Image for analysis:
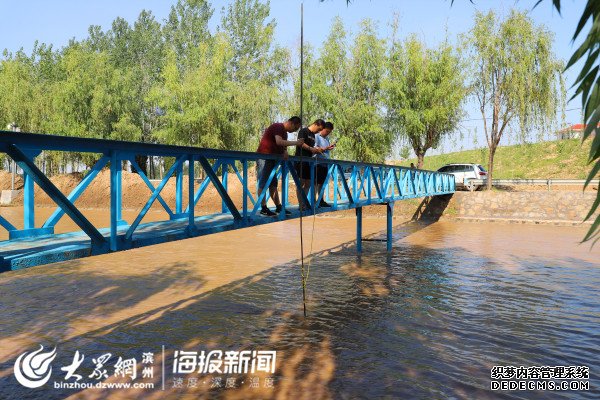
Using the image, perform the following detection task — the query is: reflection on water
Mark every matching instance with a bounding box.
[0,219,598,399]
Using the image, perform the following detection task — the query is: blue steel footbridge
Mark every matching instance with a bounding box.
[0,131,454,271]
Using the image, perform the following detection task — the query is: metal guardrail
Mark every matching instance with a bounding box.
[466,179,600,191]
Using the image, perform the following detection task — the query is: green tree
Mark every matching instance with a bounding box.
[337,19,390,162]
[0,48,52,133]
[385,34,466,168]
[464,10,564,190]
[164,0,213,72]
[53,44,140,166]
[220,0,290,151]
[303,17,349,124]
[130,11,165,173]
[294,41,322,122]
[293,17,390,162]
[151,34,235,149]
[221,0,275,82]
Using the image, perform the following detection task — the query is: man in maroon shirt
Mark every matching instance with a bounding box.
[256,116,303,216]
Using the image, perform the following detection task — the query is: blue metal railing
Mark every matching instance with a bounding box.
[0,131,454,268]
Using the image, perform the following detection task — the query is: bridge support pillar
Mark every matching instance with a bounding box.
[221,163,228,214]
[387,202,394,252]
[176,161,183,214]
[356,206,362,253]
[110,152,126,251]
[187,156,196,235]
[23,172,35,230]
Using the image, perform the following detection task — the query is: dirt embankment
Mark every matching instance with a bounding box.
[0,170,23,191]
[5,169,424,218]
[6,170,399,217]
[12,169,235,214]
[6,170,595,222]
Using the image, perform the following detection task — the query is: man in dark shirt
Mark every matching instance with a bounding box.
[295,119,325,209]
[256,116,304,216]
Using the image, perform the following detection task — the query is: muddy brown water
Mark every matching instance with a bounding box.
[0,210,598,399]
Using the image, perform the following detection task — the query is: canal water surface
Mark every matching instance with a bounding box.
[0,216,598,399]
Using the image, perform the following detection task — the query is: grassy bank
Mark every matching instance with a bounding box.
[401,139,592,179]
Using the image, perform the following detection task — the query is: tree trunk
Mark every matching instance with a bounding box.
[135,155,148,176]
[149,156,155,179]
[487,145,496,191]
[417,152,425,169]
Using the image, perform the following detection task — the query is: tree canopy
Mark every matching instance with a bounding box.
[385,33,466,168]
[464,9,564,189]
[0,0,574,180]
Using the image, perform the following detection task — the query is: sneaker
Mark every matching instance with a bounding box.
[260,206,277,217]
[319,200,332,208]
[275,205,292,216]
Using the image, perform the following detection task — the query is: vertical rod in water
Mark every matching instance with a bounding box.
[387,202,393,252]
[356,206,363,253]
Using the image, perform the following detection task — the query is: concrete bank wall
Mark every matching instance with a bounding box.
[445,191,598,224]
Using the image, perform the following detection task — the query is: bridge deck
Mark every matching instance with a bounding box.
[0,131,455,271]
[0,198,434,271]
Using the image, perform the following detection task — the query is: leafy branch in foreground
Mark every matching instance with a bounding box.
[542,0,600,244]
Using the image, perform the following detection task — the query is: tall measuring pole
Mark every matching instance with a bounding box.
[300,2,304,125]
[299,1,308,318]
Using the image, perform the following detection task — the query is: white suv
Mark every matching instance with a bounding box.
[437,163,487,190]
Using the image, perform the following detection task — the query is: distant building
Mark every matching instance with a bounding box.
[556,123,598,140]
